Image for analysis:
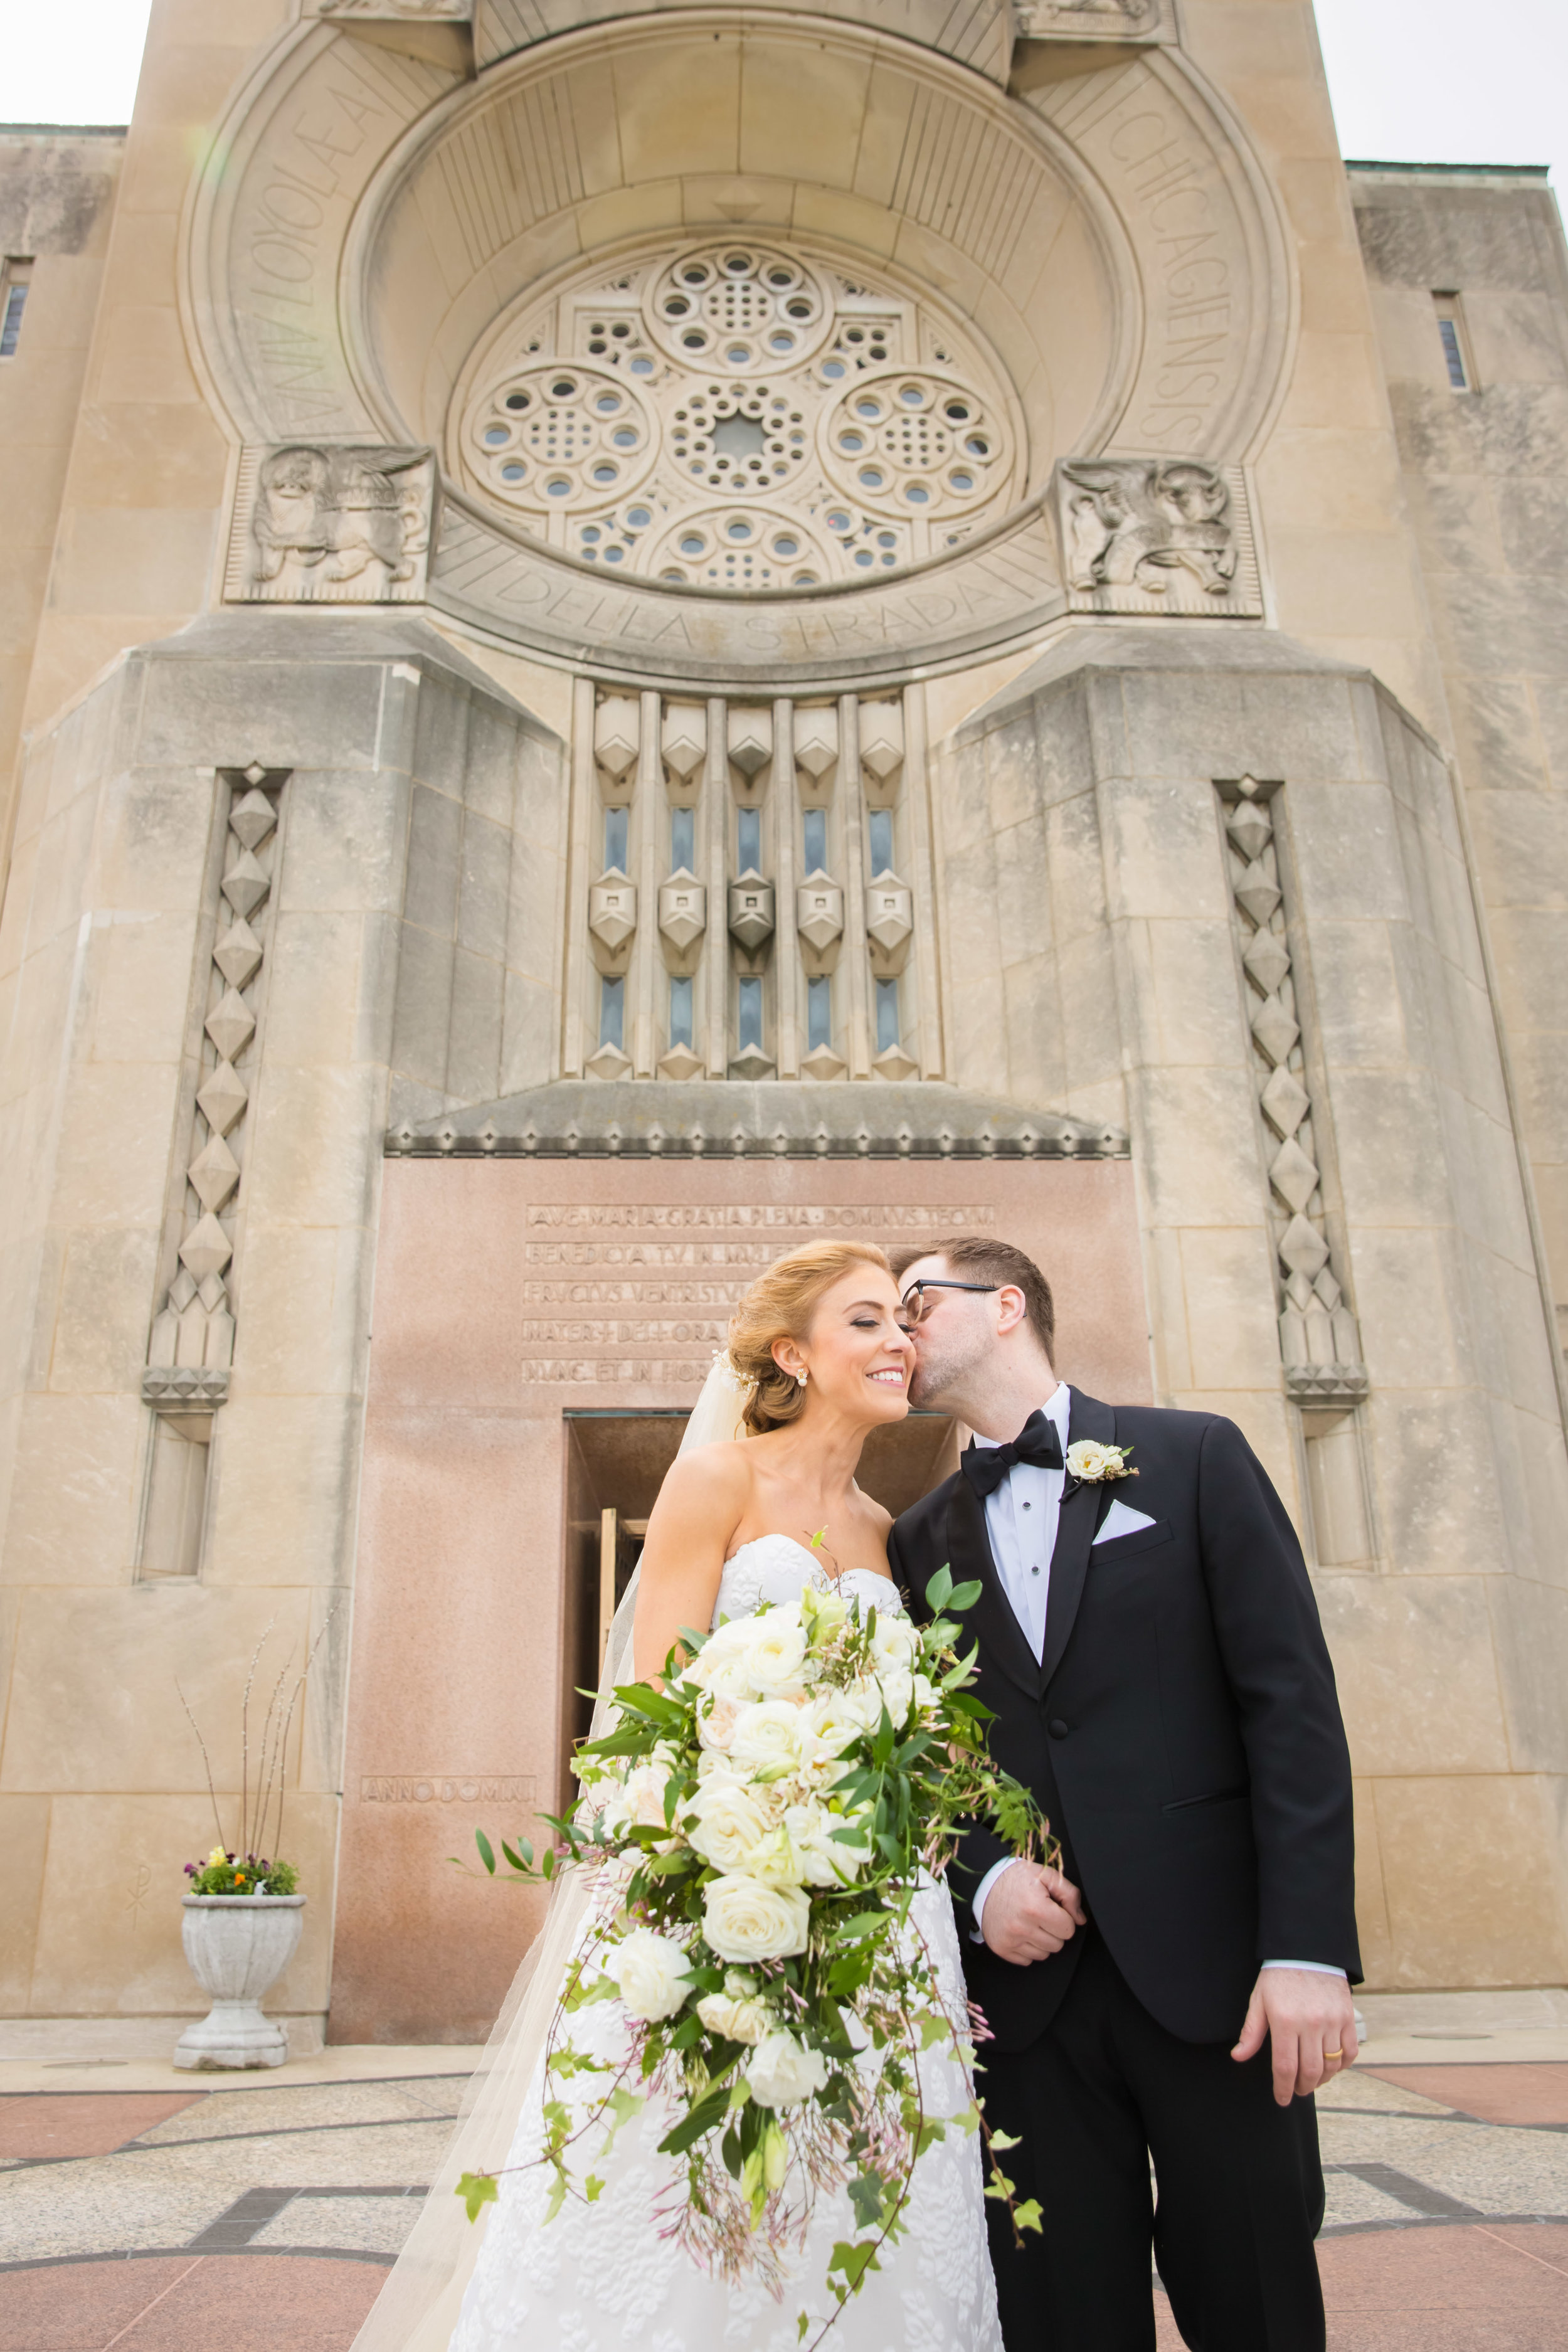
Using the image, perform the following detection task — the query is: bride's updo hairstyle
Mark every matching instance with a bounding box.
[729,1239,893,1436]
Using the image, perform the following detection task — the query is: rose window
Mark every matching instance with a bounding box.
[452,237,1024,587]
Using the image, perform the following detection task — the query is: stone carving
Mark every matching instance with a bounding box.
[660,703,706,785]
[147,766,290,1415]
[225,446,435,605]
[657,872,706,958]
[1056,459,1261,616]
[322,1,467,14]
[1219,780,1367,1408]
[726,706,773,778]
[797,874,845,962]
[865,876,914,974]
[473,0,1015,89]
[455,238,1022,588]
[728,874,776,953]
[793,707,839,793]
[594,695,640,784]
[1016,0,1162,29]
[588,874,637,965]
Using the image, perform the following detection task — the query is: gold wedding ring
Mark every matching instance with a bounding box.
[1323,2047,1343,2060]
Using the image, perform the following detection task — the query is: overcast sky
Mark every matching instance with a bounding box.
[4,1,1563,185]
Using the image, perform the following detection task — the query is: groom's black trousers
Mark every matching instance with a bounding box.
[980,1932,1327,2352]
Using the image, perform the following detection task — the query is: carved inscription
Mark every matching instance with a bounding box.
[518,1203,995,1385]
[362,1774,536,1803]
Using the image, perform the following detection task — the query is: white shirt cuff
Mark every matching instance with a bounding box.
[1261,1959,1348,1978]
[970,1857,1024,1944]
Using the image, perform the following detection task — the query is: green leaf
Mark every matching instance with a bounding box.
[660,2079,737,2158]
[501,1839,532,1875]
[947,1578,982,1611]
[1014,2197,1044,2235]
[828,2239,879,2296]
[924,1565,954,1613]
[455,2170,498,2222]
[542,1848,555,1881]
[474,1830,495,1876]
[584,2175,605,2203]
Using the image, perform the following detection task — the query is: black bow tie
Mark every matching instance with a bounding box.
[961,1411,1064,1499]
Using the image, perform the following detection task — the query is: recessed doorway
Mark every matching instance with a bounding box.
[559,1409,958,1796]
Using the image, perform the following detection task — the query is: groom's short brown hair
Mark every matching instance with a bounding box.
[887,1234,1055,1361]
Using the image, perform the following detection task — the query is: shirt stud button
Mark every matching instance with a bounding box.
[1031,1565,1040,1576]
[1049,1719,1069,1740]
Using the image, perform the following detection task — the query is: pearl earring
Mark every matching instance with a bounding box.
[796,1370,808,1387]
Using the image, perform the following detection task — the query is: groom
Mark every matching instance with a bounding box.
[885,1236,1360,2352]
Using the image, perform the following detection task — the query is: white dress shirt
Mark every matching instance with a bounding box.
[966,1386,1347,1983]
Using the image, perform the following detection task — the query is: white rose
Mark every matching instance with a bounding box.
[743,1825,809,1888]
[728,1699,806,1771]
[685,1776,772,1872]
[617,1764,674,1831]
[911,1672,940,1716]
[741,1611,812,1696]
[783,1799,870,1887]
[681,1618,758,1695]
[1066,1439,1120,1481]
[796,1690,867,1768]
[841,1677,890,1732]
[702,1873,812,1963]
[869,1612,919,1666]
[746,2029,829,2111]
[697,1693,744,1752]
[696,1989,771,2045]
[606,1927,693,2022]
[873,1666,914,1726]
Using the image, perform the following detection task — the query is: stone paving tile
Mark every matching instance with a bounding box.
[0,2252,386,2351]
[0,2097,206,2162]
[132,2078,463,2147]
[1315,2111,1568,2217]
[1365,2065,1568,2128]
[249,2191,424,2256]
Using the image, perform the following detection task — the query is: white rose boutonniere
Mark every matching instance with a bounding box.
[1064,1439,1136,1485]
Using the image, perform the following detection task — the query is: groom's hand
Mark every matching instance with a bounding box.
[1232,1968,1359,2105]
[982,1862,1087,1965]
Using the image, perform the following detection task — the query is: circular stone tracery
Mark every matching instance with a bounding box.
[452,236,1024,585]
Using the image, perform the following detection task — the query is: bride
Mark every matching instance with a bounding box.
[354,1238,1002,2352]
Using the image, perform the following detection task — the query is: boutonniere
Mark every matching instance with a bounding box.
[1064,1440,1136,1490]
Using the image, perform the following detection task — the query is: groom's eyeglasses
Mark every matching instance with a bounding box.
[898,1279,1000,1330]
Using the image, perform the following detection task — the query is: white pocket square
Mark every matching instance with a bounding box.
[1094,1498,1157,1544]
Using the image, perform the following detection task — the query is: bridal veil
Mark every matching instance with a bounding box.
[349,1354,751,2351]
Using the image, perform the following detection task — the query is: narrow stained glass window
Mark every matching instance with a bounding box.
[1438,318,1466,388]
[802,808,827,872]
[738,975,764,1052]
[868,809,894,877]
[669,974,694,1050]
[737,805,762,872]
[604,804,628,872]
[1433,293,1472,391]
[599,975,624,1050]
[875,977,900,1052]
[807,975,832,1052]
[670,804,694,870]
[0,265,29,360]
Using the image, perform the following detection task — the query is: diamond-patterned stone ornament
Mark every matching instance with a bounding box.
[1233,859,1281,927]
[1250,997,1300,1067]
[221,849,270,921]
[1269,1135,1320,1214]
[1277,1213,1331,1281]
[228,788,277,850]
[593,696,640,779]
[1243,928,1291,997]
[1259,1064,1310,1139]
[657,1042,704,1081]
[204,988,257,1062]
[243,763,268,786]
[858,701,904,787]
[793,706,837,782]
[657,872,707,954]
[866,877,914,959]
[800,1041,847,1081]
[1283,1269,1316,1310]
[585,1039,632,1081]
[169,1267,198,1313]
[728,1041,775,1079]
[797,875,844,955]
[728,707,772,777]
[727,872,776,951]
[588,876,637,956]
[197,1272,228,1312]
[188,1135,241,1212]
[660,704,706,780]
[872,1041,919,1082]
[213,918,264,990]
[1226,801,1273,863]
[177,1213,233,1281]
[196,1060,248,1138]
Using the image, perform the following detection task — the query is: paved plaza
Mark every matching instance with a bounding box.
[2,2047,1566,2348]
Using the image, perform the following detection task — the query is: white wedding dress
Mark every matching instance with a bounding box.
[447,1535,1003,2352]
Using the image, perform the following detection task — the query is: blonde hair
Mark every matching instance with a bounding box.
[728,1239,893,1435]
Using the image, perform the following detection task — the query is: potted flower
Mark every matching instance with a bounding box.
[174,1615,331,2070]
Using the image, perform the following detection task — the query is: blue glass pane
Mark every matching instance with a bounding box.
[802,808,827,872]
[604,805,628,872]
[670,805,695,870]
[868,810,894,877]
[875,977,899,1052]
[599,975,624,1050]
[0,283,26,359]
[669,974,694,1050]
[738,806,761,872]
[1438,316,1467,389]
[738,976,764,1052]
[807,975,832,1052]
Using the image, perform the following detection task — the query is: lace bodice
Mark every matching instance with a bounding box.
[712,1534,907,1630]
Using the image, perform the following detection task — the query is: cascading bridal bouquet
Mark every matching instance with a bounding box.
[457,1570,1052,2339]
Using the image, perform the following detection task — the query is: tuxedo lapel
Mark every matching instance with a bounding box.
[1039,1389,1118,1690]
[945,1470,1041,1702]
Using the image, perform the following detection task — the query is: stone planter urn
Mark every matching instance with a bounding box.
[175,1894,305,2069]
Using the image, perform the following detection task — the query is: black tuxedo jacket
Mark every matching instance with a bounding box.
[887,1389,1360,2050]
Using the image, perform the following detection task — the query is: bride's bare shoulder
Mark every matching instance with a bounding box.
[650,1439,755,1522]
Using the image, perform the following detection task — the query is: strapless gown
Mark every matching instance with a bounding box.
[448,1534,1003,2352]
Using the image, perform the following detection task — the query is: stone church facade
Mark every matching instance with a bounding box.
[1,1,1567,2048]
